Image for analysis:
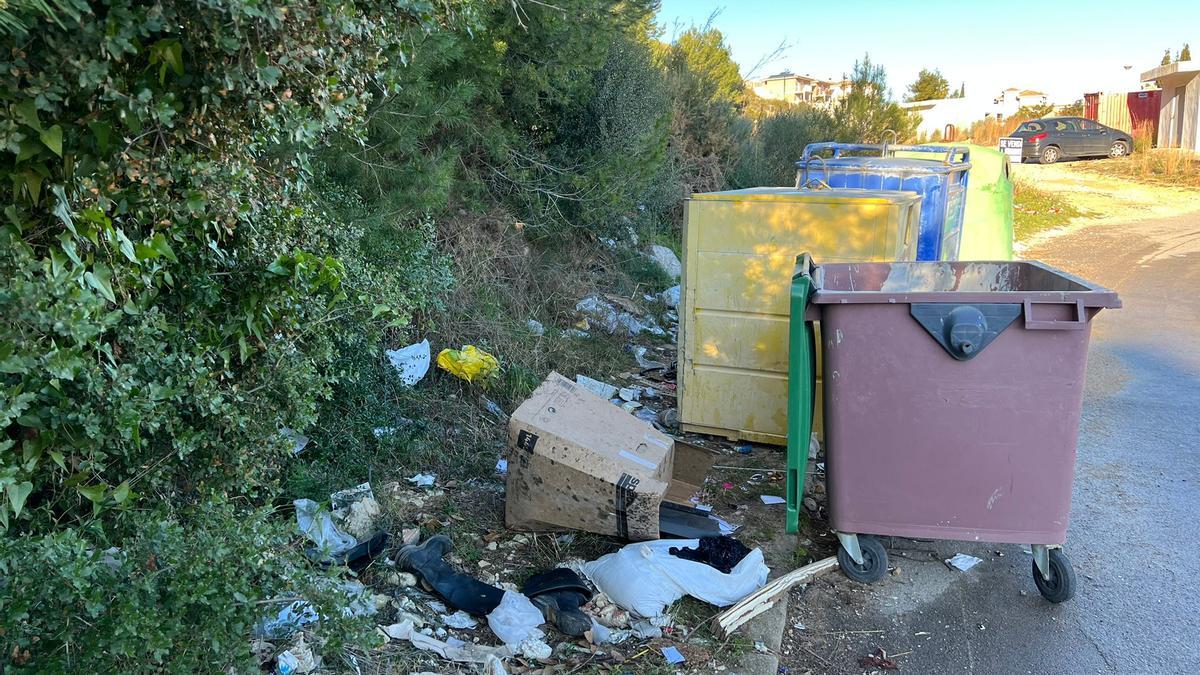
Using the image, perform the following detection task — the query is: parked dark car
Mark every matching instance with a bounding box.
[1010,117,1133,164]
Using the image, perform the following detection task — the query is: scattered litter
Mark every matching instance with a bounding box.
[629,345,667,370]
[759,495,786,505]
[278,634,317,674]
[408,473,437,488]
[427,600,448,614]
[735,444,753,455]
[630,619,662,639]
[668,536,752,574]
[582,538,768,618]
[575,295,620,334]
[633,408,659,424]
[721,482,734,490]
[487,591,545,647]
[793,621,806,631]
[482,397,505,419]
[619,387,641,402]
[661,645,686,664]
[754,640,770,653]
[563,328,590,339]
[803,497,818,512]
[945,553,984,572]
[575,374,619,400]
[495,458,508,475]
[401,528,421,546]
[258,581,378,639]
[647,245,682,279]
[658,285,681,308]
[437,345,499,383]
[386,339,432,386]
[619,400,641,413]
[518,638,552,661]
[442,611,478,629]
[280,428,310,455]
[525,319,545,336]
[294,499,357,558]
[395,572,418,588]
[658,408,679,427]
[858,647,899,670]
[379,620,513,665]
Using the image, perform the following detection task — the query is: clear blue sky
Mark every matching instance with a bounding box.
[657,0,1198,102]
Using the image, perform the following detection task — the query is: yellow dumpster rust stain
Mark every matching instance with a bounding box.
[678,187,923,445]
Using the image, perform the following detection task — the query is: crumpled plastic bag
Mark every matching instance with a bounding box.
[386,339,431,386]
[437,345,499,383]
[294,498,358,557]
[581,539,769,618]
[486,590,545,647]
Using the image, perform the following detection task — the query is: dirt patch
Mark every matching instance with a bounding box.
[1014,161,1200,252]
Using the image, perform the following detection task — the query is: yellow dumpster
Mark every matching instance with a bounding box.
[679,187,923,445]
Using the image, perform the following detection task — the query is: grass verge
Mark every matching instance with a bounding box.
[1013,179,1082,241]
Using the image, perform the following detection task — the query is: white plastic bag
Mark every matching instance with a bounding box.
[294,499,357,556]
[486,591,545,646]
[385,339,431,386]
[582,539,769,618]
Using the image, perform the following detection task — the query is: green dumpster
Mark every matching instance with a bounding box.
[896,143,1014,261]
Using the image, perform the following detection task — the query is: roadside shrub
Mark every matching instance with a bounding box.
[0,0,470,667]
[731,106,841,187]
[0,501,372,672]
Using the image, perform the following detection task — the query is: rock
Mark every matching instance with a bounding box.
[647,245,682,279]
[658,285,681,308]
[803,497,818,512]
[395,572,418,588]
[525,319,545,336]
[401,528,421,546]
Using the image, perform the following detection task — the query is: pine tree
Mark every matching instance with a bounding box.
[1182,44,1192,61]
[1161,48,1171,66]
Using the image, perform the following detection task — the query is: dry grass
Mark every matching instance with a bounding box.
[1080,124,1200,187]
[965,117,1023,147]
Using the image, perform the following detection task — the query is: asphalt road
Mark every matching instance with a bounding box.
[781,193,1200,673]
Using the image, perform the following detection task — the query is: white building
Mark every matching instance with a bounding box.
[748,71,852,110]
[992,87,1048,119]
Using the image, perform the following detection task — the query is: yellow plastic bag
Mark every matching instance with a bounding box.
[437,345,499,383]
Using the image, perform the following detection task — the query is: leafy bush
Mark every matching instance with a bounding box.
[0,0,468,666]
[731,106,841,187]
[0,501,372,672]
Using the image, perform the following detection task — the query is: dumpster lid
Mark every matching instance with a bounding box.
[795,156,970,175]
[691,187,922,204]
[811,260,1120,309]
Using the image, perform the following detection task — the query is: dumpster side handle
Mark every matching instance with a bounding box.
[1023,299,1088,330]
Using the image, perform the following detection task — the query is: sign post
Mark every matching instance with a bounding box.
[999,137,1023,165]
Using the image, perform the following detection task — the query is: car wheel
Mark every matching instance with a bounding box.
[1040,146,1060,164]
[1109,140,1129,158]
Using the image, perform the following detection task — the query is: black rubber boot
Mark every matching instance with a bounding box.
[395,534,504,616]
[523,568,593,637]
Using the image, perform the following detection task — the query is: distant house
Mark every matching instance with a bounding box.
[748,71,852,109]
[992,87,1048,120]
[1140,60,1200,153]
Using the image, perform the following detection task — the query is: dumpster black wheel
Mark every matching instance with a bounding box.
[1032,549,1076,603]
[837,535,888,583]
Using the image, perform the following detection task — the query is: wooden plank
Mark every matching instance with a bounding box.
[712,556,839,638]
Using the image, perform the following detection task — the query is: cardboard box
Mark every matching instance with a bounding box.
[505,372,715,540]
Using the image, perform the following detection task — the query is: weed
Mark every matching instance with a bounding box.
[1013,179,1083,240]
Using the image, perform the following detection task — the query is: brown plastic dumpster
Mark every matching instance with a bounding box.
[804,258,1119,603]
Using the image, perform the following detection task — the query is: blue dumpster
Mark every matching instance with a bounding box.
[797,143,970,261]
